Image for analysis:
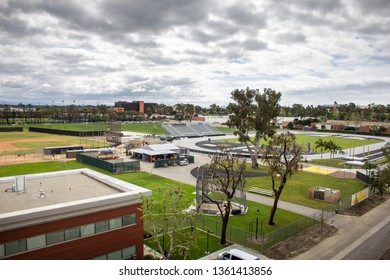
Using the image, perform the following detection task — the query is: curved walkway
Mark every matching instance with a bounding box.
[140,152,319,217]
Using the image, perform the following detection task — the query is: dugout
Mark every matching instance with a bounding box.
[43,145,84,155]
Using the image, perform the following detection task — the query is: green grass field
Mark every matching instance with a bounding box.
[244,164,365,209]
[27,123,167,135]
[218,133,383,151]
[0,131,110,155]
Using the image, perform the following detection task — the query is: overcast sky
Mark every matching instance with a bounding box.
[1,0,389,107]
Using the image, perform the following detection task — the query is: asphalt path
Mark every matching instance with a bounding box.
[294,199,390,260]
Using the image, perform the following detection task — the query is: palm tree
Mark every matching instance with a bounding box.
[314,138,327,160]
[325,140,342,159]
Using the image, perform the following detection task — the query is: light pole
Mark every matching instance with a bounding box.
[205,230,212,254]
[255,209,260,240]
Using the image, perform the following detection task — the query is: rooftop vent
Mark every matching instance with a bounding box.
[37,189,46,198]
[13,176,26,192]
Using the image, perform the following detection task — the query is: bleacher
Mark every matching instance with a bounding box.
[161,123,225,138]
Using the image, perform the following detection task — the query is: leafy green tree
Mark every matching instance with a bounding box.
[263,132,302,225]
[314,138,327,160]
[376,143,390,195]
[140,185,197,260]
[227,87,281,168]
[324,139,342,159]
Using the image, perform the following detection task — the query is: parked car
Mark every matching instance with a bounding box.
[217,249,259,260]
[179,159,189,166]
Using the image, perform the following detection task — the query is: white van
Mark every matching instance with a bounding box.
[217,249,259,260]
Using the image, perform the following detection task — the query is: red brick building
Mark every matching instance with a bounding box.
[0,169,151,260]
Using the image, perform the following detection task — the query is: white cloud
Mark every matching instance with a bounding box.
[0,0,389,107]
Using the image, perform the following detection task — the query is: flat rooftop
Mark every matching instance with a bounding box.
[0,168,151,215]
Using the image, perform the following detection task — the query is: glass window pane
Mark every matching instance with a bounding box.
[80,223,95,236]
[122,214,136,226]
[107,250,122,260]
[92,254,107,260]
[65,227,80,241]
[109,218,122,230]
[0,244,5,257]
[27,235,46,250]
[5,240,26,256]
[46,231,64,245]
[95,220,109,233]
[122,246,136,259]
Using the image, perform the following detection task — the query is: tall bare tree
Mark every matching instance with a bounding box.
[201,147,246,244]
[263,132,302,225]
[227,87,281,168]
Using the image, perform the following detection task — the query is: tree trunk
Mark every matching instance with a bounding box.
[220,207,231,244]
[244,142,259,168]
[269,177,286,225]
[268,192,281,226]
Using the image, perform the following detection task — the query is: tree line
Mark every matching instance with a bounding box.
[1,99,389,125]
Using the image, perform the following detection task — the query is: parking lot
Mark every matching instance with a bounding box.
[139,153,211,186]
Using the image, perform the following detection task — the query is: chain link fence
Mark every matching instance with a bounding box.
[195,187,374,253]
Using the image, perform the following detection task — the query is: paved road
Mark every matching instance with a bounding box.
[294,199,390,260]
[334,216,390,260]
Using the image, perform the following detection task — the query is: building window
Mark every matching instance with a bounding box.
[5,240,27,255]
[0,244,4,257]
[46,231,65,245]
[122,245,136,259]
[27,235,46,250]
[122,214,136,226]
[92,255,107,260]
[95,220,109,233]
[109,217,122,230]
[92,245,137,260]
[80,223,95,236]
[65,227,81,241]
[1,213,137,258]
[107,250,122,260]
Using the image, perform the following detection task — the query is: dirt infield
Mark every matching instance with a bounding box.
[328,170,356,179]
[0,153,71,166]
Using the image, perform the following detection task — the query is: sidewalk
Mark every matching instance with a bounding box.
[294,198,390,260]
[141,152,319,217]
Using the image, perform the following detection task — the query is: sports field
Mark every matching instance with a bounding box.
[218,133,383,151]
[0,131,110,167]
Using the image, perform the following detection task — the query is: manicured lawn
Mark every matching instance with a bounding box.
[245,164,365,209]
[122,123,166,135]
[213,126,237,134]
[200,199,304,234]
[0,131,62,141]
[29,123,110,131]
[309,159,361,169]
[29,122,168,135]
[218,134,383,152]
[296,134,382,151]
[0,131,110,155]
[0,161,86,177]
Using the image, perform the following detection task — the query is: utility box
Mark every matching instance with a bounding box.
[308,186,340,203]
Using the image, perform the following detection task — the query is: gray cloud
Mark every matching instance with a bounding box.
[0,0,389,107]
